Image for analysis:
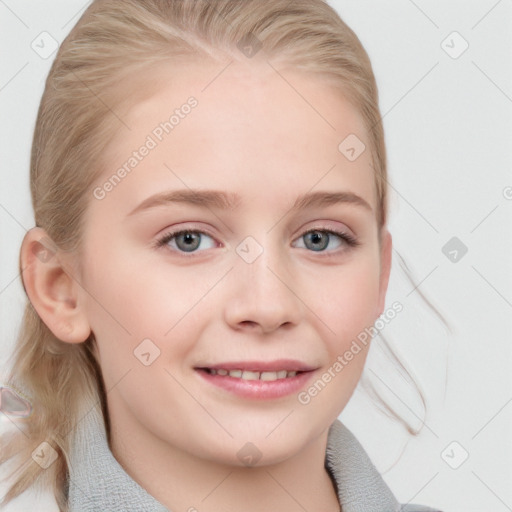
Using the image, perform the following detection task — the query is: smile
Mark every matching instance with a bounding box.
[194,360,317,400]
[204,368,299,380]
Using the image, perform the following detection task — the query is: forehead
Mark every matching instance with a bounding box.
[97,59,376,214]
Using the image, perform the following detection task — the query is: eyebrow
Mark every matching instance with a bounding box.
[127,189,373,216]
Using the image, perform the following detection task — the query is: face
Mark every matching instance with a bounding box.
[76,58,390,466]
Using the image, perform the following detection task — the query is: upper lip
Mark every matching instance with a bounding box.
[195,359,317,372]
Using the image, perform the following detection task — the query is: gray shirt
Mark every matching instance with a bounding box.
[67,405,441,512]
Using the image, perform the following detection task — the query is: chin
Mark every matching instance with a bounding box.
[198,429,313,469]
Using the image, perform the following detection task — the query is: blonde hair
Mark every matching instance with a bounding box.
[1,0,413,509]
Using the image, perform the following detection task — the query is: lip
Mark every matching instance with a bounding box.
[194,359,317,400]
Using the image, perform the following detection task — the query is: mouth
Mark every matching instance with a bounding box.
[199,368,304,381]
[194,360,317,400]
[201,368,304,382]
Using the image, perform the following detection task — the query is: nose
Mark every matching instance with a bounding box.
[223,240,303,335]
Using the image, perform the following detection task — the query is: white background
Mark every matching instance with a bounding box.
[1,1,511,511]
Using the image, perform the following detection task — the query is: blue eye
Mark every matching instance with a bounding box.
[156,227,359,255]
[157,230,216,253]
[294,229,359,252]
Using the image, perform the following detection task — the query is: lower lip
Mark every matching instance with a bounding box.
[195,369,315,400]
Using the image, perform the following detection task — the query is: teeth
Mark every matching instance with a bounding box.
[208,369,299,380]
[242,370,260,380]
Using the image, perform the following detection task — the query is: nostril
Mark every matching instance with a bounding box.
[239,320,258,328]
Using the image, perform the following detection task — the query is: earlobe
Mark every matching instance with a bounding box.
[376,229,392,317]
[20,227,91,344]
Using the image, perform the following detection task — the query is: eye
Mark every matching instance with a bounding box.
[155,227,359,255]
[156,229,217,253]
[293,228,359,253]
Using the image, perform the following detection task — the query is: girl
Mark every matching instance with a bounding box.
[1,1,443,510]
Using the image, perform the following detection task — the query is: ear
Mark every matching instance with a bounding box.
[20,227,91,344]
[376,229,392,317]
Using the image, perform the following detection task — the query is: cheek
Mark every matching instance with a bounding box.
[311,256,382,347]
[299,262,380,418]
[79,250,219,379]
[81,248,168,334]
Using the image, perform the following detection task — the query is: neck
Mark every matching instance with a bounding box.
[109,406,340,512]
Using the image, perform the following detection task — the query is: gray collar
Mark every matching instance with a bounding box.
[67,404,403,512]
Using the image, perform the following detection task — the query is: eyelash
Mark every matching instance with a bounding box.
[300,227,359,249]
[155,226,360,256]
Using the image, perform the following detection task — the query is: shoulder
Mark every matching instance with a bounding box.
[326,420,443,512]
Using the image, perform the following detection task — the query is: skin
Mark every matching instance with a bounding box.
[22,57,391,512]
